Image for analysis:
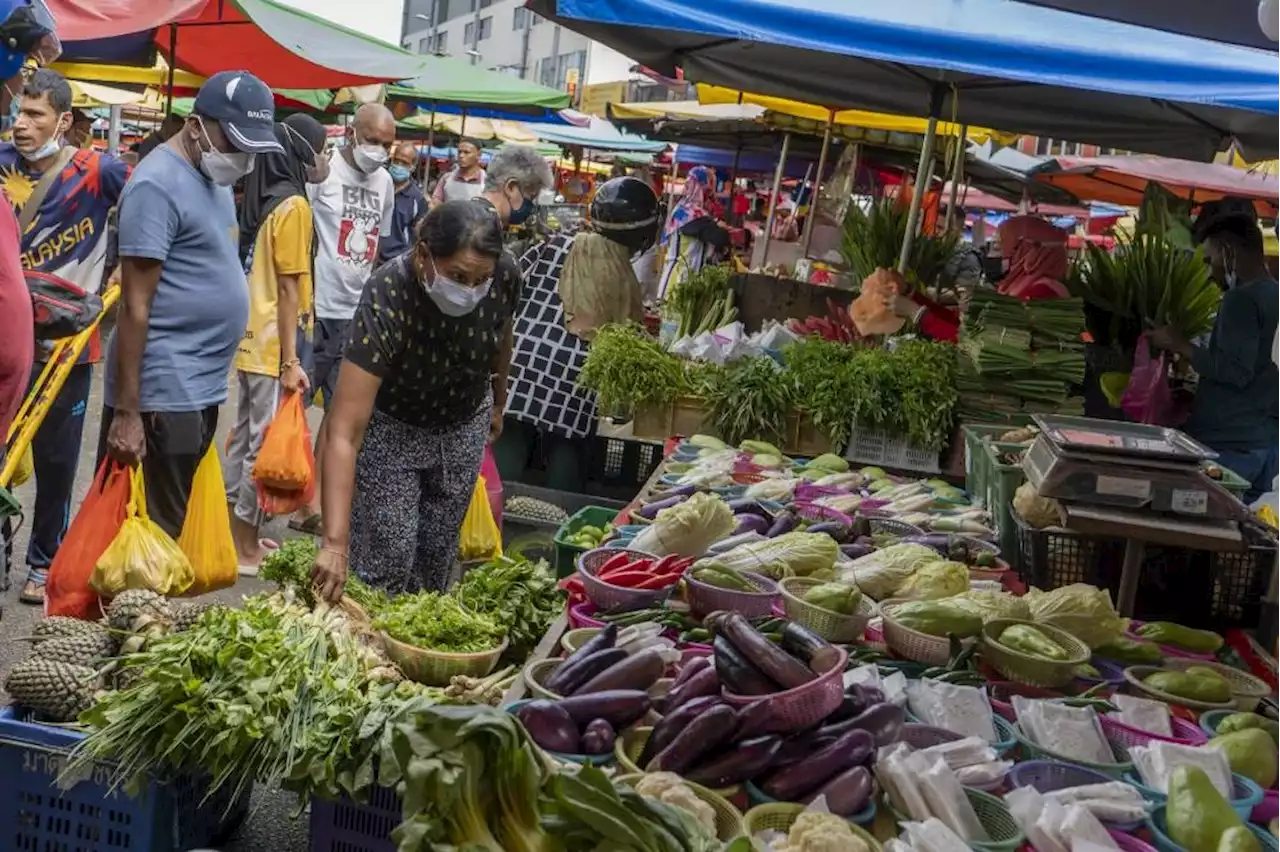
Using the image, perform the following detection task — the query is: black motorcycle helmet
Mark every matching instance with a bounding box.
[590,176,660,253]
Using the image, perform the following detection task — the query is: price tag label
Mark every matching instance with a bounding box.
[1171,488,1209,515]
[1096,475,1152,501]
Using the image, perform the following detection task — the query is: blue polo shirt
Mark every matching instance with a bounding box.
[378,181,426,265]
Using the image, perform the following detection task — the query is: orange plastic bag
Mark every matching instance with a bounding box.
[175,444,238,596]
[45,461,130,619]
[850,267,907,336]
[252,392,314,490]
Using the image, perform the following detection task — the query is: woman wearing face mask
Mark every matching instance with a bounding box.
[309,201,522,600]
[225,114,328,571]
[430,137,486,208]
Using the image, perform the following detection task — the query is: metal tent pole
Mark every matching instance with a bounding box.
[759,131,793,268]
[164,25,178,114]
[800,110,835,255]
[423,102,437,193]
[943,124,967,233]
[897,85,945,275]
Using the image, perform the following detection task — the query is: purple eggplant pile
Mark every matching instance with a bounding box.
[515,693,651,755]
[542,624,668,697]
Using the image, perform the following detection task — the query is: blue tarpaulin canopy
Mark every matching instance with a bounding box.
[529,0,1280,161]
[523,118,668,153]
[1010,1,1276,51]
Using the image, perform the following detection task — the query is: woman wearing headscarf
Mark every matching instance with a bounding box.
[226,113,328,571]
[657,165,729,299]
[994,216,1071,301]
[494,177,659,491]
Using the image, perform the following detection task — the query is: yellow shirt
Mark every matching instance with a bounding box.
[236,195,313,376]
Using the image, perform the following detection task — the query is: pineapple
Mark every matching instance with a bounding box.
[171,601,218,632]
[5,659,99,723]
[32,632,118,667]
[106,589,172,632]
[32,616,109,642]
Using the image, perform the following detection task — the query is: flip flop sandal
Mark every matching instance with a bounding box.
[19,580,45,605]
[288,514,323,536]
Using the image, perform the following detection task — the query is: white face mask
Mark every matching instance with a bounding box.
[422,256,491,316]
[351,132,389,174]
[196,117,254,186]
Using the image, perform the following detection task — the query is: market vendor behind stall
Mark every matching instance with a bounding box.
[1149,198,1279,501]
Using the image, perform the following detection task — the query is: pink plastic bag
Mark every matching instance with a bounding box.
[1121,335,1178,425]
[481,446,503,528]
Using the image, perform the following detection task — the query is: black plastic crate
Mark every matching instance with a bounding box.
[589,437,664,490]
[1013,512,1122,593]
[1209,539,1276,629]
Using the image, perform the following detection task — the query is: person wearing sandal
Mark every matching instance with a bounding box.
[225,114,328,572]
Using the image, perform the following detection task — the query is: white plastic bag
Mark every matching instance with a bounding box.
[908,679,998,742]
[1014,697,1113,764]
[1113,695,1173,737]
[919,757,988,842]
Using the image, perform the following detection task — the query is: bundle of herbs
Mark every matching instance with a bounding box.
[701,356,795,447]
[665,264,737,339]
[577,323,689,417]
[372,593,505,653]
[453,556,563,660]
[840,196,960,291]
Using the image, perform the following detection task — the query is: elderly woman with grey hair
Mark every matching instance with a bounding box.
[476,143,555,229]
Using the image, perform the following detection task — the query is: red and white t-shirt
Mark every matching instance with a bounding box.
[309,151,394,321]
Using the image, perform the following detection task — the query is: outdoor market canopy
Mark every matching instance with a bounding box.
[400,113,543,144]
[389,59,572,113]
[1031,155,1280,215]
[523,116,668,153]
[1009,1,1277,51]
[529,0,1280,162]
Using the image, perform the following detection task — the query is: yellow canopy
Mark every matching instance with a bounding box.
[401,112,540,144]
[69,80,156,108]
[52,62,206,90]
[696,84,1016,145]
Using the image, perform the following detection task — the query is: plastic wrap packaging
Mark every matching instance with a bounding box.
[920,756,989,842]
[1014,697,1113,764]
[1061,804,1119,850]
[1131,740,1233,797]
[1113,694,1173,737]
[1043,782,1150,824]
[900,818,974,852]
[908,679,998,743]
[1006,786,1070,852]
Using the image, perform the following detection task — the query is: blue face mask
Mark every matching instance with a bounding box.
[507,189,535,226]
[388,163,412,183]
[21,134,59,162]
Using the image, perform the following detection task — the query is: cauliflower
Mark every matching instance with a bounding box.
[633,772,716,833]
[778,811,870,852]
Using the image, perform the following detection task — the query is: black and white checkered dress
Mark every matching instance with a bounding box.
[505,233,597,439]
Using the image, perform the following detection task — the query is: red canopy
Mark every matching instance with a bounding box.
[51,0,204,41]
[1034,155,1280,215]
[941,183,1093,217]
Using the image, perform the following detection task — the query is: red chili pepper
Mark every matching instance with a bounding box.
[598,552,632,576]
[635,574,679,590]
[651,554,678,575]
[601,570,652,588]
[558,576,584,593]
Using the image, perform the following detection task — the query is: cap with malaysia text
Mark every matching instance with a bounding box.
[193,69,283,154]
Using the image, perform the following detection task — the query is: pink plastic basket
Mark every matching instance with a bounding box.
[567,602,606,629]
[793,502,854,526]
[1126,621,1216,661]
[685,570,779,618]
[1109,830,1158,852]
[1254,789,1279,825]
[722,646,847,733]
[987,682,1065,722]
[1100,713,1208,750]
[577,547,672,612]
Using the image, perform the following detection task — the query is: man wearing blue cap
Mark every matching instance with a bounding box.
[100,69,283,538]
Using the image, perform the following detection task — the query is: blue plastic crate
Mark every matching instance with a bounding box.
[309,784,402,852]
[0,706,250,852]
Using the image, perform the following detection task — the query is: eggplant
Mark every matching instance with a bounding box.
[818,701,904,747]
[720,613,815,690]
[727,498,772,518]
[839,542,874,560]
[903,533,951,554]
[761,727,875,801]
[657,483,698,499]
[515,700,580,753]
[650,703,738,774]
[805,522,850,542]
[684,735,783,787]
[665,665,719,712]
[731,699,775,740]
[765,510,798,538]
[713,634,779,696]
[572,648,666,695]
[768,729,834,769]
[639,694,723,767]
[780,622,842,674]
[579,719,616,755]
[708,532,765,554]
[826,685,887,723]
[732,514,772,536]
[671,656,711,690]
[810,765,874,816]
[545,624,618,693]
[556,690,652,728]
[638,493,689,519]
[545,648,628,696]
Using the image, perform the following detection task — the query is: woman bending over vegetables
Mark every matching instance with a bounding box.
[310,201,519,600]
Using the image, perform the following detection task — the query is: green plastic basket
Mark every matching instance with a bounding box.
[1213,464,1252,498]
[962,423,1013,507]
[554,506,619,577]
[979,619,1091,688]
[742,803,883,851]
[967,788,1026,852]
[1010,721,1134,777]
[984,441,1028,564]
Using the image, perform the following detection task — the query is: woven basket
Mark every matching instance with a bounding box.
[721,646,848,734]
[1147,806,1280,852]
[567,602,606,629]
[793,503,854,526]
[1007,760,1145,831]
[979,619,1091,688]
[879,598,976,666]
[560,628,602,655]
[744,781,877,827]
[614,773,743,842]
[1099,712,1208,750]
[862,516,926,537]
[613,727,742,798]
[1161,658,1271,712]
[379,632,506,687]
[521,658,565,700]
[1122,665,1238,712]
[1124,771,1263,821]
[577,547,670,612]
[966,788,1025,852]
[742,803,883,851]
[778,577,877,642]
[1011,721,1134,777]
[685,569,779,618]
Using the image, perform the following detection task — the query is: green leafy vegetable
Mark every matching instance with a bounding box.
[665,264,737,339]
[577,323,689,416]
[453,556,563,659]
[701,356,795,447]
[372,592,504,653]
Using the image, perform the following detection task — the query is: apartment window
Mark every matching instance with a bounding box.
[464,20,474,43]
[417,37,430,53]
[513,6,528,29]
[532,12,543,25]
[437,0,450,19]
[433,31,448,52]
[478,15,492,40]
[1034,137,1052,156]
[480,0,492,6]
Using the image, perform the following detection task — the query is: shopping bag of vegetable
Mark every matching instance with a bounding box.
[175,445,237,596]
[91,466,194,597]
[45,460,130,618]
[480,446,503,528]
[1121,335,1179,426]
[459,475,502,561]
[252,392,314,490]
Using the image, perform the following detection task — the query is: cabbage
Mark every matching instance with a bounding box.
[895,560,968,600]
[1024,583,1129,649]
[951,590,1031,622]
[1012,481,1062,529]
[703,531,838,580]
[630,492,736,557]
[841,543,940,601]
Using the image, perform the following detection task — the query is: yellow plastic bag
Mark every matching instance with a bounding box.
[91,466,195,597]
[175,445,237,596]
[459,475,502,561]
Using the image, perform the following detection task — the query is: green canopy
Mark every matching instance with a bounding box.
[171,88,337,119]
[389,57,571,112]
